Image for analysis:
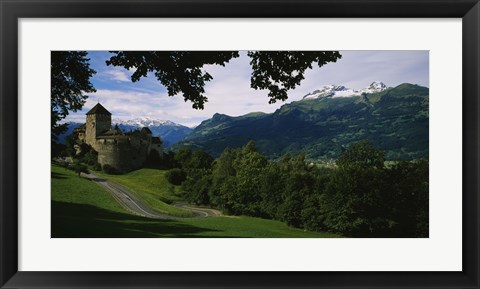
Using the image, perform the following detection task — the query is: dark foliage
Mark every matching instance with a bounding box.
[337,141,385,169]
[107,51,239,109]
[165,168,187,186]
[146,149,162,167]
[158,151,178,169]
[52,142,67,158]
[178,141,429,237]
[106,51,341,109]
[248,51,342,103]
[93,162,102,171]
[51,51,96,140]
[102,164,121,175]
[76,143,98,166]
[64,132,99,166]
[73,163,89,176]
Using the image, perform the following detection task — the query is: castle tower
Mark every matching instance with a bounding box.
[85,103,112,147]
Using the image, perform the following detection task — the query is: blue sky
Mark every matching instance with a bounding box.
[64,51,429,127]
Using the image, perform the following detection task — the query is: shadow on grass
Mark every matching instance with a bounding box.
[88,176,107,182]
[51,172,68,179]
[52,201,224,238]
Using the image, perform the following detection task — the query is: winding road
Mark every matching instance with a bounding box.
[81,172,221,219]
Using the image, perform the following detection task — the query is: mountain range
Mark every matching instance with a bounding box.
[173,82,429,161]
[303,81,388,99]
[114,117,193,147]
[57,117,193,147]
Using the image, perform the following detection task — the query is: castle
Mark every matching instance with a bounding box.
[74,103,163,172]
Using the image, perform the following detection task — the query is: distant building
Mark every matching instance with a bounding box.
[74,103,163,172]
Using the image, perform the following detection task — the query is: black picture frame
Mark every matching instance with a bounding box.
[1,0,479,288]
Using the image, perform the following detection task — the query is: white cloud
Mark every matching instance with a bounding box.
[102,67,133,82]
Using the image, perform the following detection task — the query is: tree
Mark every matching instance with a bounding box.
[322,166,390,236]
[209,148,239,212]
[182,174,212,205]
[106,51,341,109]
[159,151,177,169]
[165,168,187,185]
[73,163,89,176]
[174,148,193,168]
[277,154,315,228]
[173,148,213,170]
[51,51,96,140]
[232,142,268,215]
[106,51,239,109]
[336,140,385,169]
[386,160,429,237]
[323,142,390,236]
[248,51,342,103]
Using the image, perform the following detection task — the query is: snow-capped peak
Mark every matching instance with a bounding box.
[113,117,181,127]
[303,81,388,99]
[362,81,388,94]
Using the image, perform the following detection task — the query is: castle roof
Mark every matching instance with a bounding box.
[86,103,111,115]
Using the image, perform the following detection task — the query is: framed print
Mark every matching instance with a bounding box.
[1,0,479,288]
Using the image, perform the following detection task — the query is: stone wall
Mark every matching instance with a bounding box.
[86,114,111,148]
[149,143,163,155]
[95,136,153,173]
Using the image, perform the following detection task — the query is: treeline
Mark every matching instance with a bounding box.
[167,141,428,238]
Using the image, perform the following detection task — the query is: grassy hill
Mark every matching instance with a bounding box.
[174,83,429,161]
[95,169,194,217]
[51,164,340,238]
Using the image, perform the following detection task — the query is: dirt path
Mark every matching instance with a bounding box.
[81,172,222,219]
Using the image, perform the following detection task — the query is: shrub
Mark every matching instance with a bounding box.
[93,162,102,171]
[73,164,89,176]
[165,168,187,185]
[102,164,120,175]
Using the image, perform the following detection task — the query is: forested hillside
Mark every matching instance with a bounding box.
[175,83,429,161]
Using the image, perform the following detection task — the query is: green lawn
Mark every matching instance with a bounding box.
[51,164,341,238]
[95,168,194,217]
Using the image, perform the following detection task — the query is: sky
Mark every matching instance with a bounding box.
[64,51,429,127]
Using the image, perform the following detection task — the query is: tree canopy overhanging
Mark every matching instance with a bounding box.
[106,51,342,109]
[51,51,96,139]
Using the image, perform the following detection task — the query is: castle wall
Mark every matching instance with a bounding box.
[95,137,152,173]
[149,143,163,155]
